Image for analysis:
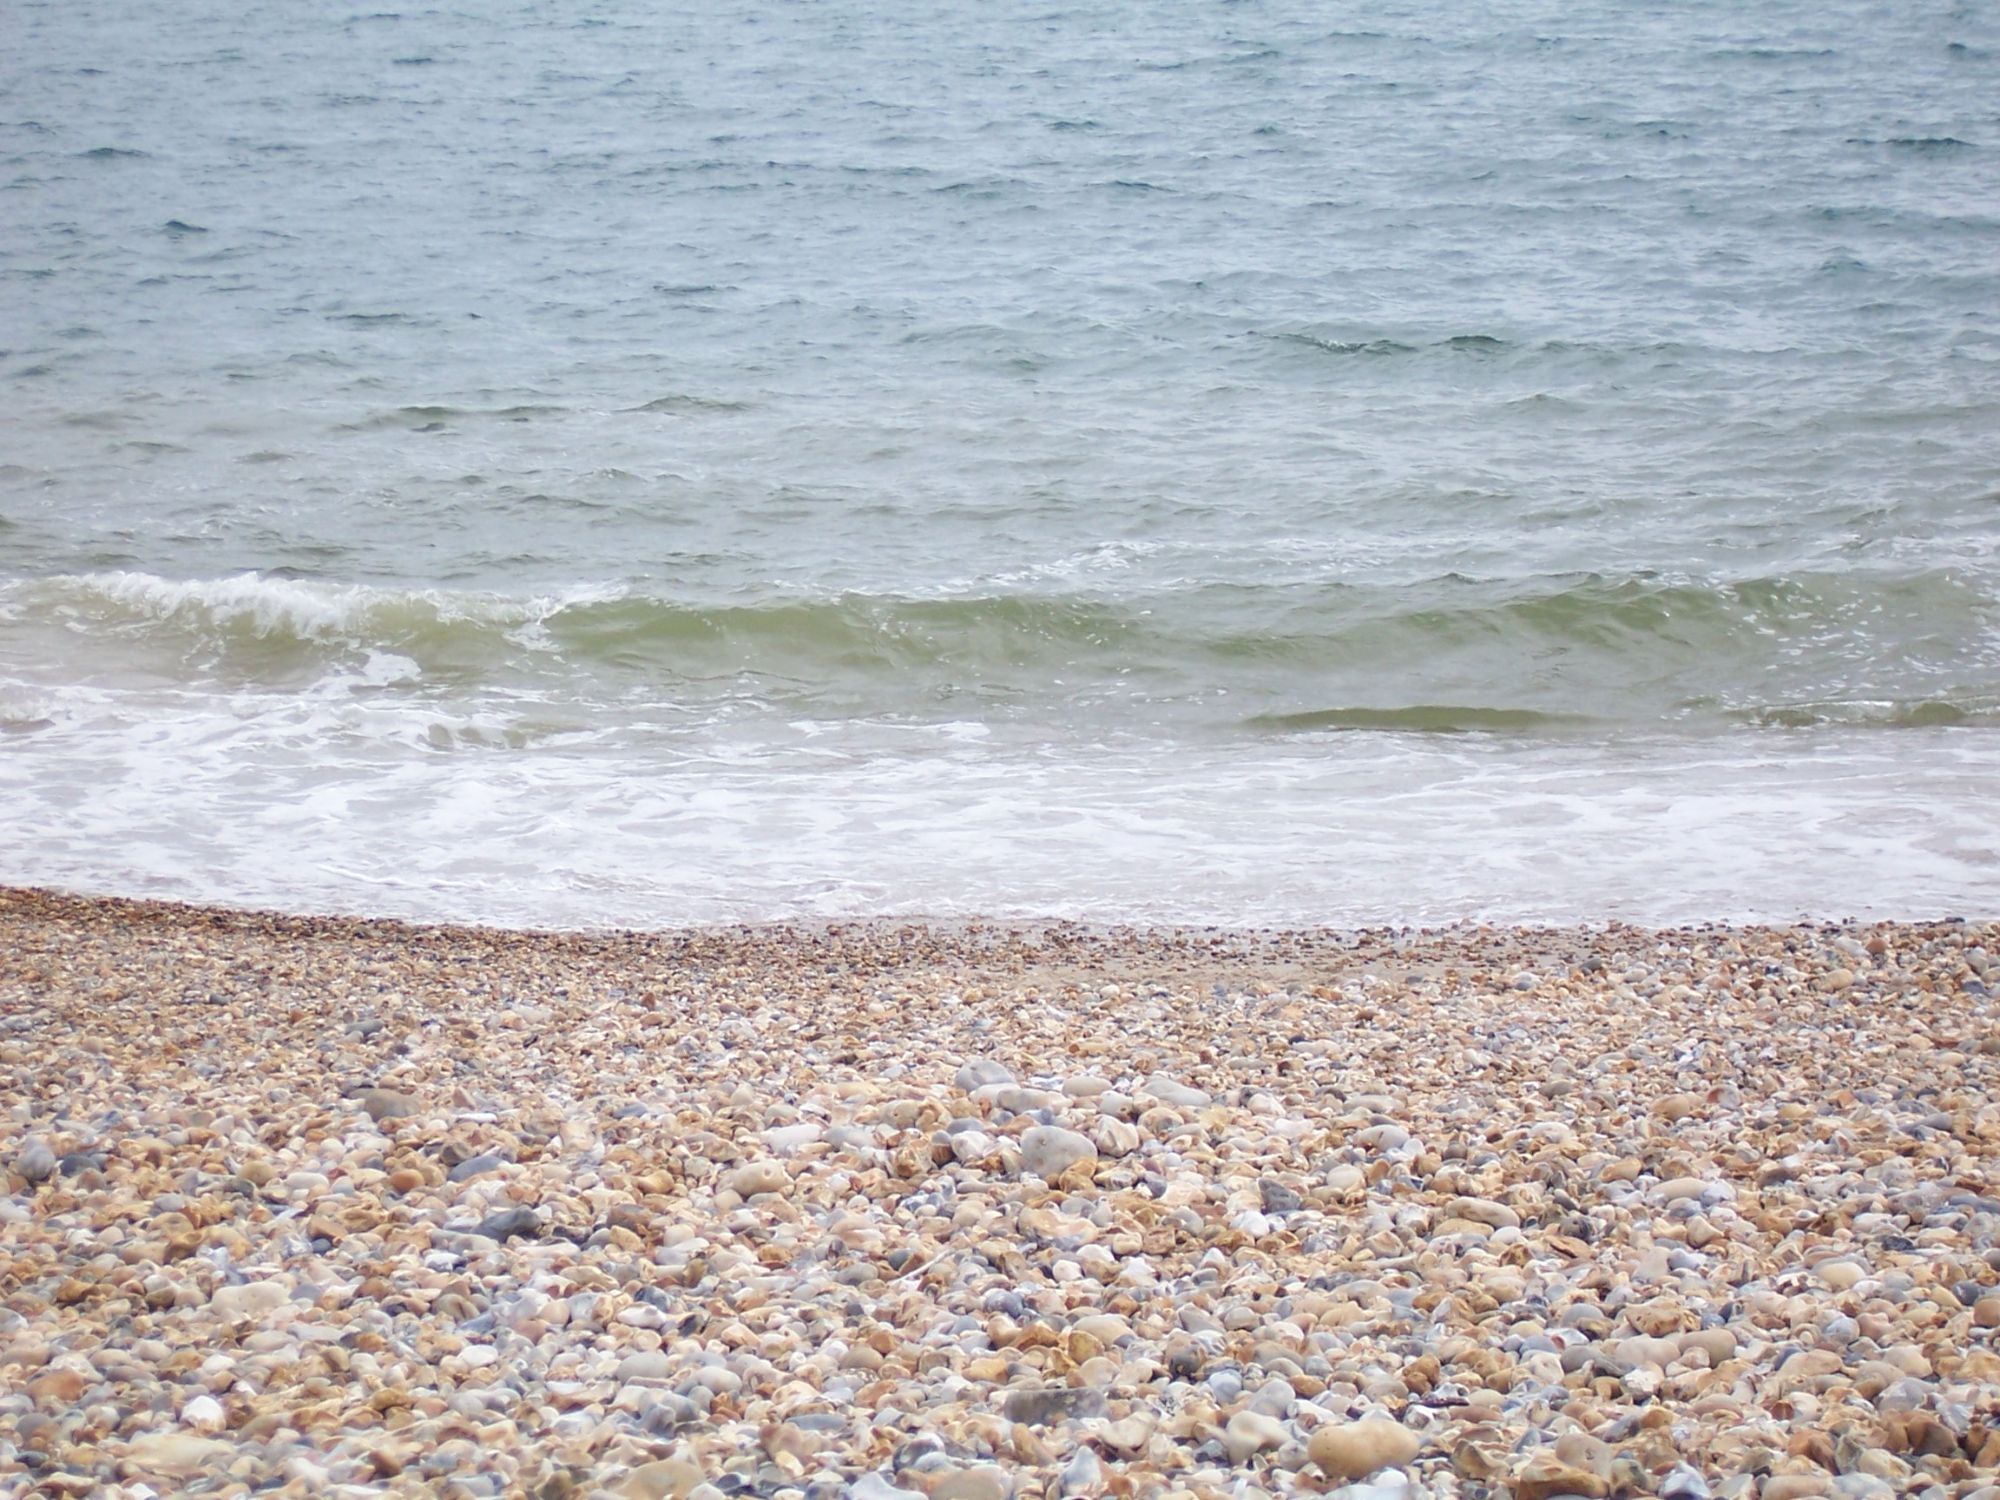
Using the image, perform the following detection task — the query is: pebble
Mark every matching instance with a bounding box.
[1017,1125,1095,1180]
[473,1205,541,1240]
[1309,1420,1422,1481]
[725,1159,791,1196]
[1002,1387,1107,1426]
[3,889,1997,1499]
[355,1086,418,1121]
[13,1137,55,1183]
[1223,1410,1287,1463]
[210,1280,290,1319]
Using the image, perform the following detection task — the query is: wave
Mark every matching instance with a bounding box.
[1271,330,1515,358]
[2,569,1994,733]
[1246,705,1590,735]
[1727,699,2000,730]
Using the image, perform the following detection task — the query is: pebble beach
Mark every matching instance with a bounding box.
[4,887,2000,1500]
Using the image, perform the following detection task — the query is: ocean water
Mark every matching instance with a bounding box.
[3,0,1998,928]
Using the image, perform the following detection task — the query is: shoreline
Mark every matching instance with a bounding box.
[1,879,1979,944]
[4,887,1999,1497]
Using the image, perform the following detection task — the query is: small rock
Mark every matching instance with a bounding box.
[1019,1126,1096,1181]
[448,1151,508,1183]
[473,1206,541,1242]
[616,1351,674,1382]
[1513,1454,1609,1500]
[1446,1196,1520,1230]
[1308,1419,1421,1481]
[14,1138,56,1183]
[1095,1416,1155,1459]
[181,1394,226,1432]
[1142,1073,1211,1108]
[27,1368,87,1406]
[622,1457,705,1500]
[725,1160,790,1197]
[954,1060,1014,1092]
[210,1281,290,1320]
[1258,1178,1304,1215]
[1003,1386,1107,1426]
[1223,1410,1287,1464]
[1059,1447,1103,1499]
[850,1476,926,1500]
[930,1466,1012,1500]
[125,1432,234,1476]
[355,1087,418,1122]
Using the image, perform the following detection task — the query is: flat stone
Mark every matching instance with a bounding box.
[125,1432,235,1475]
[1222,1409,1286,1464]
[621,1457,705,1500]
[14,1138,55,1183]
[1019,1125,1096,1180]
[448,1151,509,1183]
[1309,1419,1422,1481]
[1446,1195,1520,1229]
[616,1351,674,1382]
[953,1059,1014,1092]
[473,1206,540,1241]
[355,1087,418,1121]
[1002,1386,1107,1426]
[210,1281,291,1320]
[930,1466,1012,1500]
[725,1159,790,1197]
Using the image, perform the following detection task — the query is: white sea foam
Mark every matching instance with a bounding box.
[1,679,1995,928]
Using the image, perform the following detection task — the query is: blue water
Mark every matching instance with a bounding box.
[2,0,1997,925]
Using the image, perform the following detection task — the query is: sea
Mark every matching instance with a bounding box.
[3,0,1998,929]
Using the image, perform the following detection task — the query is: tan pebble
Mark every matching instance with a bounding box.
[1308,1418,1421,1481]
[388,1168,423,1194]
[1019,1125,1096,1181]
[1096,1416,1160,1464]
[210,1281,289,1320]
[1221,1411,1284,1464]
[1761,1478,1833,1500]
[124,1432,234,1476]
[1651,1093,1703,1123]
[1973,1295,2000,1329]
[1552,1433,1613,1480]
[620,1458,706,1500]
[1882,1412,1958,1459]
[1821,968,1855,991]
[1446,1196,1520,1230]
[725,1161,790,1197]
[1512,1453,1609,1500]
[1816,1260,1865,1292]
[355,1087,418,1122]
[929,1465,1013,1500]
[1654,1176,1710,1202]
[1679,1328,1737,1366]
[28,1368,88,1406]
[1787,1432,1836,1471]
[1008,1423,1053,1465]
[1451,1441,1505,1481]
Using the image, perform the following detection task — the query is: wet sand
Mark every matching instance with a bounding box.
[3,887,1999,1499]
